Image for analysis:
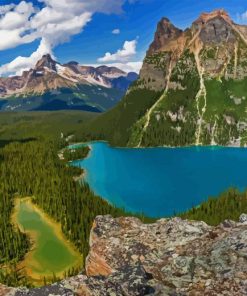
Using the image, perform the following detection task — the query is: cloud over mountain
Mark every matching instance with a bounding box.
[0,0,137,76]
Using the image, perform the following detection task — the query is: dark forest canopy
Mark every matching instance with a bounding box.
[179,187,247,225]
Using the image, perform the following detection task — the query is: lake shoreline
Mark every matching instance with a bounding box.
[68,139,247,150]
[69,141,247,218]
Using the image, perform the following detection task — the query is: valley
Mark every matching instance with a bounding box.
[0,5,247,295]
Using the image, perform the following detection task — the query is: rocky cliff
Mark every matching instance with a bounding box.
[2,214,247,295]
[88,9,247,147]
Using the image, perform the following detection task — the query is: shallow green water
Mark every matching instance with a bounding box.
[16,199,81,278]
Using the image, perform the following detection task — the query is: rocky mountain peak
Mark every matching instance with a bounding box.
[194,9,232,26]
[147,10,237,58]
[67,61,79,66]
[138,9,247,92]
[191,9,238,46]
[148,17,183,55]
[34,54,57,72]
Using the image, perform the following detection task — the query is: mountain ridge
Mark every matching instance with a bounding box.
[0,55,138,112]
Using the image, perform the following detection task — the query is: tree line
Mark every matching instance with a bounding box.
[180,187,247,225]
[62,146,90,162]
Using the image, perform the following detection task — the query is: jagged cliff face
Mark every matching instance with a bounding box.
[139,10,247,89]
[106,10,247,147]
[2,214,247,295]
[0,55,138,112]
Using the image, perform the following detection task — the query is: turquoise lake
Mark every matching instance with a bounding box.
[71,142,247,217]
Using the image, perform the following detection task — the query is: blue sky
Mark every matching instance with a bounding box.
[0,0,247,75]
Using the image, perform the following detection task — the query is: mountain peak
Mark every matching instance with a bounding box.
[96,65,126,77]
[190,9,240,47]
[147,9,239,58]
[148,17,183,54]
[35,54,57,71]
[195,9,232,25]
[67,61,79,66]
[159,17,172,25]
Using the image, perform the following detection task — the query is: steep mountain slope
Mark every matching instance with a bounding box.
[88,10,247,147]
[0,55,138,112]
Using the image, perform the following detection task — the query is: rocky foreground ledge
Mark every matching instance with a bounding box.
[1,214,247,295]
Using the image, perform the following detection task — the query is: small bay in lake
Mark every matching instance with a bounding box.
[71,142,247,217]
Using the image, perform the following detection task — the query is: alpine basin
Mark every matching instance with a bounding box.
[71,142,247,217]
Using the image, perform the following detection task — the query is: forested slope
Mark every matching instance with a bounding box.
[180,188,247,225]
[0,139,152,286]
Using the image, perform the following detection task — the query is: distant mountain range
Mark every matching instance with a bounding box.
[0,54,138,112]
[88,9,247,147]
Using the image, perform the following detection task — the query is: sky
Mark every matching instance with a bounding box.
[0,0,247,76]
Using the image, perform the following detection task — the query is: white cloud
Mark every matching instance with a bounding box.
[98,40,137,62]
[0,0,137,76]
[0,4,15,15]
[0,1,36,50]
[112,28,120,34]
[105,61,142,73]
[237,11,247,24]
[88,61,143,74]
[39,0,126,15]
[0,39,52,76]
[0,11,29,30]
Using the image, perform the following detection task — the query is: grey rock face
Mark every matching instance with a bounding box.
[239,213,247,223]
[14,284,74,296]
[85,215,247,295]
[199,17,236,44]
